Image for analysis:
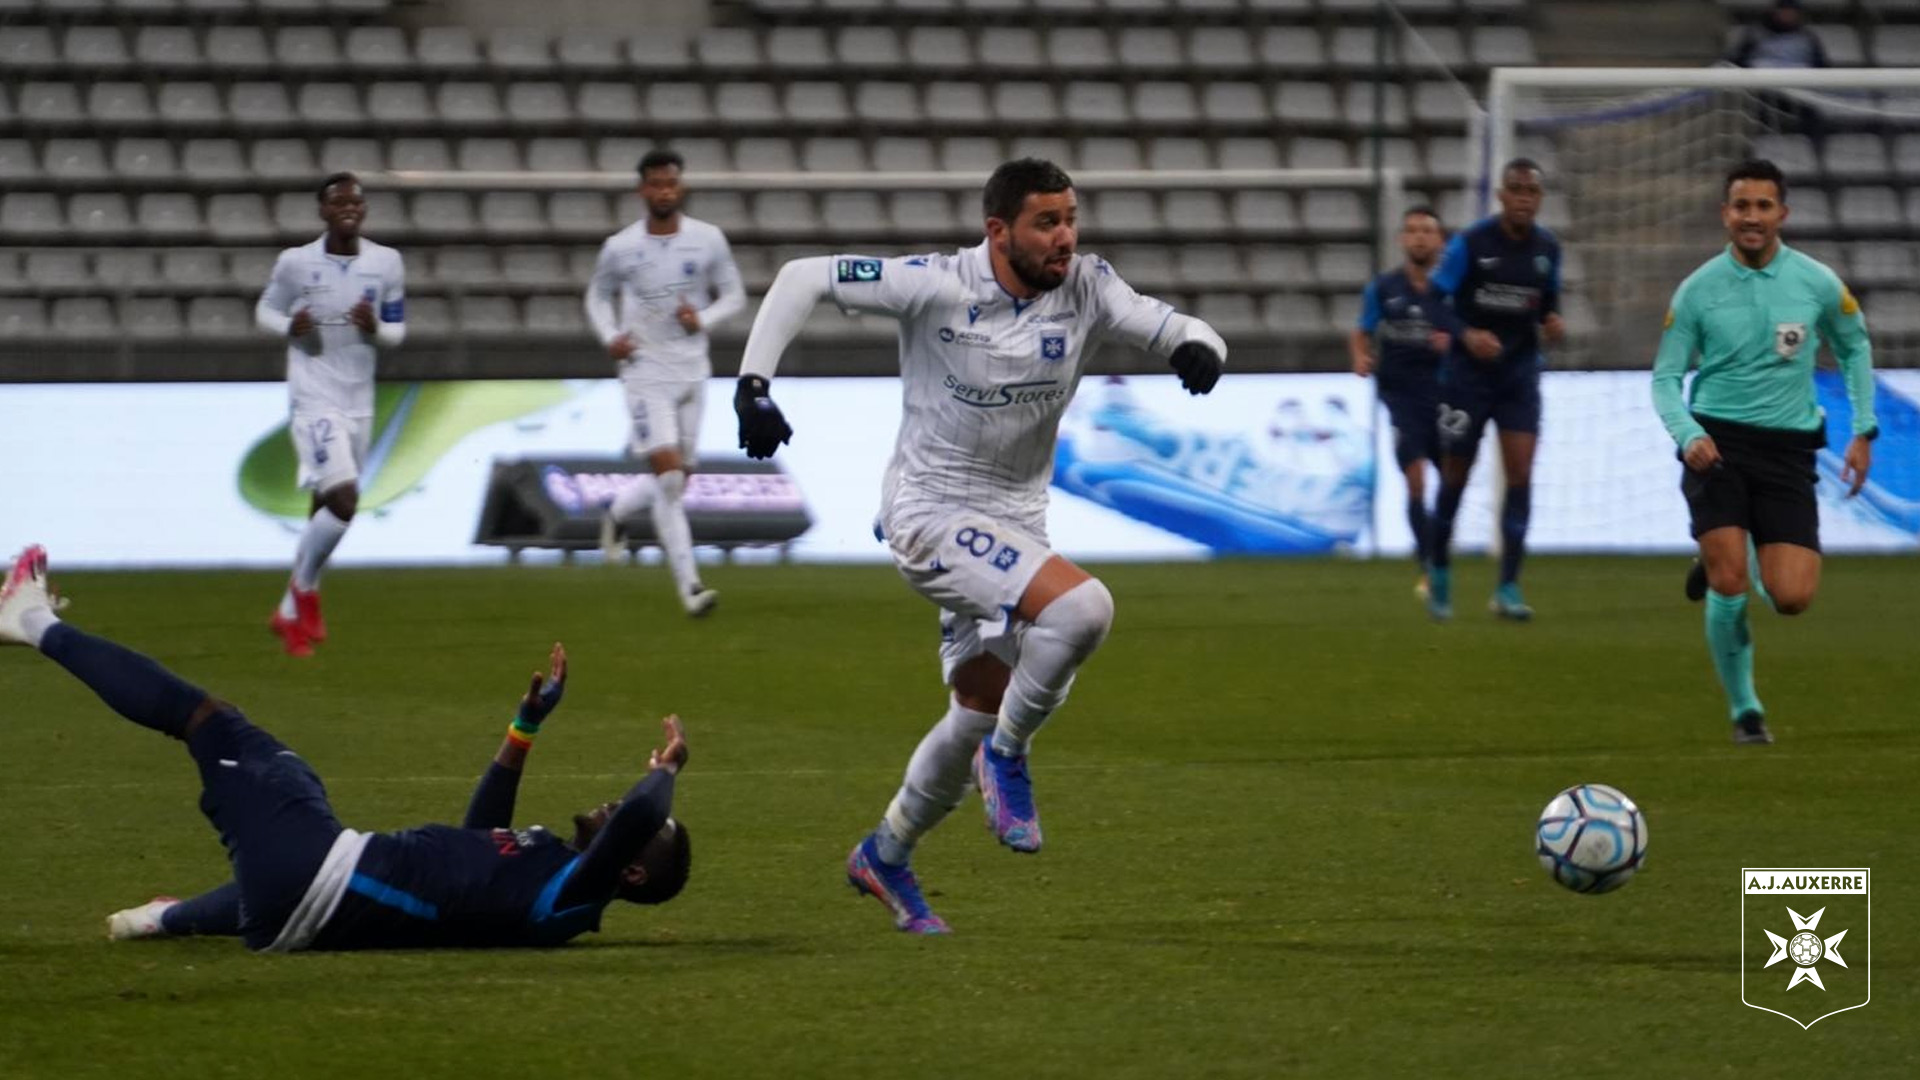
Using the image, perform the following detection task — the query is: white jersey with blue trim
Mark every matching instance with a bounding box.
[585,214,745,383]
[828,242,1183,535]
[258,236,406,418]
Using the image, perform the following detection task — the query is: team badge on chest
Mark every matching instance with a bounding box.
[1039,332,1067,362]
[1774,322,1807,360]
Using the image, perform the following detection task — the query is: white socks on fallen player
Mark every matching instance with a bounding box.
[20,605,59,649]
[649,470,701,595]
[879,695,999,863]
[608,473,660,522]
[990,578,1115,758]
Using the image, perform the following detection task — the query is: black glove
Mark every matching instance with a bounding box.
[1169,341,1222,395]
[734,375,793,460]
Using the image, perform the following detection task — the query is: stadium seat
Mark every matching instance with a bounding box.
[1231,190,1299,234]
[716,82,782,126]
[1425,136,1470,182]
[1402,25,1467,71]
[0,299,48,338]
[593,138,651,174]
[276,27,343,73]
[0,140,39,182]
[1847,242,1915,288]
[88,82,156,125]
[507,83,574,128]
[459,138,523,172]
[1290,138,1354,169]
[123,298,184,340]
[69,193,135,238]
[1047,27,1116,75]
[524,295,582,335]
[1344,83,1410,132]
[1264,293,1328,336]
[1086,190,1161,240]
[1824,134,1891,184]
[65,26,133,72]
[137,193,204,240]
[1812,25,1865,67]
[20,82,86,126]
[51,297,118,339]
[1312,243,1373,288]
[820,192,889,239]
[25,251,91,289]
[767,27,834,72]
[479,193,547,240]
[1195,293,1263,337]
[1117,28,1186,76]
[299,83,366,129]
[438,83,504,127]
[1872,26,1920,66]
[413,192,477,238]
[629,34,695,74]
[554,32,624,75]
[1104,244,1175,291]
[390,137,453,171]
[205,26,273,73]
[1412,83,1473,128]
[1009,135,1072,166]
[940,136,1004,173]
[786,82,852,125]
[345,26,412,72]
[1218,137,1284,170]
[44,139,111,182]
[1789,188,1834,232]
[231,82,297,129]
[1148,137,1213,171]
[406,295,454,337]
[454,295,523,334]
[836,27,907,72]
[499,247,567,287]
[1275,82,1340,127]
[687,191,751,234]
[889,191,967,234]
[1175,244,1246,290]
[933,82,997,128]
[109,138,175,183]
[1,28,60,73]
[527,137,591,172]
[645,83,713,125]
[735,137,799,173]
[252,138,318,179]
[207,193,277,241]
[1259,27,1326,73]
[1836,187,1903,234]
[696,27,763,72]
[906,27,974,74]
[579,83,644,127]
[855,83,922,126]
[1079,136,1143,171]
[752,192,824,239]
[1163,191,1232,239]
[673,137,731,172]
[417,27,483,73]
[1470,26,1538,66]
[1330,27,1398,70]
[160,249,228,290]
[801,136,868,172]
[185,297,252,338]
[1134,83,1200,127]
[1187,27,1257,74]
[227,248,279,291]
[181,138,247,181]
[488,29,554,74]
[1064,82,1129,128]
[97,250,160,289]
[159,83,224,126]
[434,247,501,288]
[1202,83,1270,127]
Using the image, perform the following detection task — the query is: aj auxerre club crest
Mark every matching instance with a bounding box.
[1774,322,1808,360]
[1742,868,1870,1029]
[1039,333,1067,362]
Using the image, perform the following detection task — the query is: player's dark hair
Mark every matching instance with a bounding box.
[638,148,685,178]
[982,158,1075,224]
[1403,204,1445,232]
[1501,157,1544,182]
[622,820,692,906]
[1724,158,1788,203]
[317,171,360,202]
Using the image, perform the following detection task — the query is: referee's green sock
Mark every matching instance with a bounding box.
[1705,589,1763,721]
[1746,536,1775,612]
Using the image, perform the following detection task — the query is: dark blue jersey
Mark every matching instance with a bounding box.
[1358,268,1454,391]
[1431,217,1561,368]
[313,824,602,950]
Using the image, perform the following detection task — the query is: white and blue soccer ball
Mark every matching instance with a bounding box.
[1535,783,1648,894]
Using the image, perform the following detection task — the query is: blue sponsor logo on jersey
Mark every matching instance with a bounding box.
[682,260,697,277]
[940,327,992,347]
[943,376,1067,409]
[967,303,981,325]
[837,258,883,283]
[1040,333,1067,362]
[1029,311,1077,324]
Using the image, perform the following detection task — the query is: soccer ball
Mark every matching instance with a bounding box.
[1535,783,1648,894]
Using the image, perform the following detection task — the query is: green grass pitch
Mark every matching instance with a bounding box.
[3,557,1915,1078]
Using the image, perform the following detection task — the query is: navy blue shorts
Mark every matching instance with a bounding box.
[1437,362,1542,455]
[187,711,344,949]
[1378,383,1440,470]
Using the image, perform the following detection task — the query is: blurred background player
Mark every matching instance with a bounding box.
[732,159,1226,933]
[1426,159,1565,623]
[1350,206,1457,600]
[0,547,693,950]
[587,149,747,618]
[1652,160,1877,745]
[253,173,406,656]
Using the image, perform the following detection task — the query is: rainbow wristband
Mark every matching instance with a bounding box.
[506,715,540,749]
[510,715,542,736]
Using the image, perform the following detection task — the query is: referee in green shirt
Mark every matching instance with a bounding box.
[1651,159,1878,745]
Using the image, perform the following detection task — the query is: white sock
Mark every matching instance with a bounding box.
[609,473,660,522]
[278,582,298,620]
[880,695,998,860]
[21,605,59,649]
[650,470,700,595]
[291,508,350,592]
[991,578,1115,757]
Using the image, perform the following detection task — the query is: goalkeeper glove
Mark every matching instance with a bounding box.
[734,375,794,460]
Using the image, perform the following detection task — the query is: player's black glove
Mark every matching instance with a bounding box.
[734,375,793,460]
[1169,341,1223,395]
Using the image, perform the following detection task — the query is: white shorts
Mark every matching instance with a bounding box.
[622,375,704,462]
[290,411,370,494]
[889,510,1052,684]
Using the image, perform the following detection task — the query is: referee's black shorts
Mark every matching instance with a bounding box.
[1679,415,1824,552]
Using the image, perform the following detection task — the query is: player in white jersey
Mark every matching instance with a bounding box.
[735,159,1226,933]
[253,173,406,656]
[586,149,747,617]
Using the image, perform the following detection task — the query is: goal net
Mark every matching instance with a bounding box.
[1486,67,1920,372]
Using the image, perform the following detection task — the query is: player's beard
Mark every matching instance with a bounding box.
[1006,237,1071,293]
[648,197,681,221]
